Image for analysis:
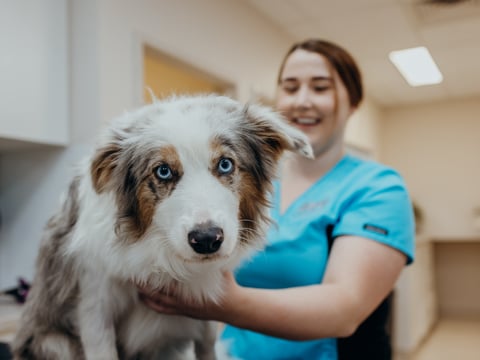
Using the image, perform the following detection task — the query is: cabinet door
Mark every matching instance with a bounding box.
[0,0,69,147]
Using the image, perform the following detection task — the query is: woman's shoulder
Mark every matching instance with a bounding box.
[335,155,409,198]
[343,154,405,183]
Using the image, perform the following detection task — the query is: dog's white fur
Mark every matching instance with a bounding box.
[12,95,312,360]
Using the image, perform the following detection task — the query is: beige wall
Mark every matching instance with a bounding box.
[434,241,480,317]
[381,97,480,350]
[393,238,438,353]
[381,97,480,239]
[345,97,383,159]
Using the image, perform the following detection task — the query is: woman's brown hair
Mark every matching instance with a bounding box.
[277,39,363,107]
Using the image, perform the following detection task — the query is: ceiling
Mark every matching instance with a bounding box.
[245,0,480,108]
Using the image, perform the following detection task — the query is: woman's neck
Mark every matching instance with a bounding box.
[278,143,345,214]
[283,141,346,182]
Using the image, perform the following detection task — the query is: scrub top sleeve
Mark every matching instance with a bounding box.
[332,169,416,264]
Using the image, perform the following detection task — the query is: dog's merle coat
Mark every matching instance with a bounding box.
[12,95,312,360]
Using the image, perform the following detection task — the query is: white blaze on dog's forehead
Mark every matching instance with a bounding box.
[140,99,238,158]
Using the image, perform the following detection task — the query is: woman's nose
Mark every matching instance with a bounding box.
[293,87,312,108]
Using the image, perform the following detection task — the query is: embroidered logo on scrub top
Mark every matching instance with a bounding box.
[298,199,329,213]
[363,223,389,236]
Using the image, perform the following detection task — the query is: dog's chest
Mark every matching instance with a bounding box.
[117,303,206,357]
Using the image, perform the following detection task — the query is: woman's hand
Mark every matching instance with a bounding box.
[138,271,239,322]
[138,236,406,341]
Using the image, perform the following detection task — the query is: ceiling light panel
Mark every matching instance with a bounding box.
[389,46,443,87]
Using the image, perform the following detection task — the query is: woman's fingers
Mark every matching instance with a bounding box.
[136,273,237,319]
[139,292,180,315]
[138,281,177,294]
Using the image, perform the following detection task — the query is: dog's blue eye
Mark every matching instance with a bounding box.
[218,158,234,175]
[155,164,172,180]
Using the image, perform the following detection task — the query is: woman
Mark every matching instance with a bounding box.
[141,39,415,359]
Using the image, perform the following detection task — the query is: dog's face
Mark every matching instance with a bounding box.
[88,95,312,281]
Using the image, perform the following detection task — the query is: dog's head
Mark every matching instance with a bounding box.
[89,95,312,282]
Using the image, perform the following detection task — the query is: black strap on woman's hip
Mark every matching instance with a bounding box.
[326,224,393,360]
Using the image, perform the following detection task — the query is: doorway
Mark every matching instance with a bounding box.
[142,45,233,103]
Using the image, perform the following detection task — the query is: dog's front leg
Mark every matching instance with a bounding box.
[193,321,218,360]
[78,271,119,360]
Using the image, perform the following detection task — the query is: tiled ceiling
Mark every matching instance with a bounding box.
[245,0,480,107]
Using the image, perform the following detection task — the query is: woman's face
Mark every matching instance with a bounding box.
[276,49,355,157]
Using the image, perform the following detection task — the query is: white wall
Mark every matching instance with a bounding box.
[0,0,72,289]
[0,0,69,145]
[381,96,480,239]
[70,0,102,144]
[0,145,92,288]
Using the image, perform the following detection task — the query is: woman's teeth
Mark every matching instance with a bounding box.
[295,118,319,125]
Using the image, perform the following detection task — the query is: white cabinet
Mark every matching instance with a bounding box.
[0,0,69,149]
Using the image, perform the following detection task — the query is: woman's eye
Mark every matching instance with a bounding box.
[282,86,298,94]
[218,158,234,175]
[155,164,173,180]
[313,86,330,92]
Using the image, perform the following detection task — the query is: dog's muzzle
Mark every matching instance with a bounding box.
[188,223,224,254]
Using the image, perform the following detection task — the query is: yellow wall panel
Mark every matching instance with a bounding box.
[143,45,227,102]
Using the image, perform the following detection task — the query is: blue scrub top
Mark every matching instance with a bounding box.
[221,154,415,360]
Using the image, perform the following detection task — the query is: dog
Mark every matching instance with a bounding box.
[11,94,313,360]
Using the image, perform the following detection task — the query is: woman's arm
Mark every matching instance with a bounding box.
[139,235,407,341]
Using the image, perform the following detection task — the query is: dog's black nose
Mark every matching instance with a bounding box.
[188,226,224,254]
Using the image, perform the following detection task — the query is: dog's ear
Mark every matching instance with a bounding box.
[233,104,313,245]
[91,143,122,193]
[242,103,313,159]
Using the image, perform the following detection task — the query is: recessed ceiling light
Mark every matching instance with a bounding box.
[389,46,443,87]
